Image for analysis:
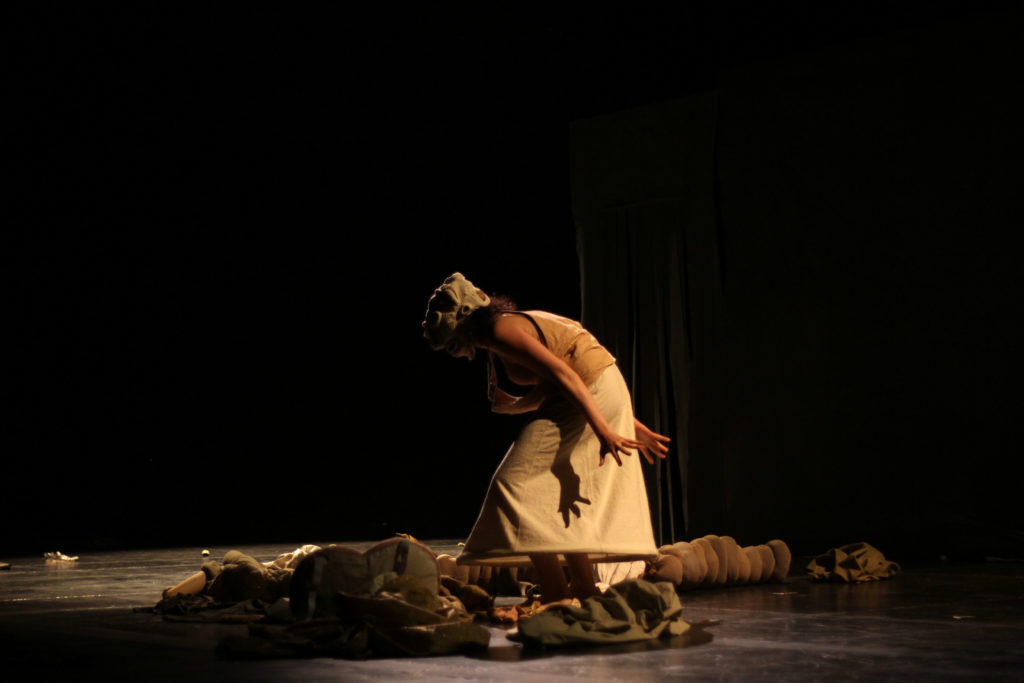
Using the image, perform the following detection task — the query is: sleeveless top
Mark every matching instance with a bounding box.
[504,310,616,387]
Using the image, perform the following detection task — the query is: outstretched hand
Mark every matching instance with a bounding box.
[634,419,671,464]
[598,430,644,467]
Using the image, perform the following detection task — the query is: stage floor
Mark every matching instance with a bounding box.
[2,541,1023,681]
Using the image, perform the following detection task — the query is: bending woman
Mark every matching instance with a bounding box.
[422,273,669,601]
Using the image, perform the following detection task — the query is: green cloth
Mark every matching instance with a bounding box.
[515,578,690,647]
[806,542,900,583]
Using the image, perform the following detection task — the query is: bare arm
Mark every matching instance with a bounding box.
[163,570,206,598]
[486,316,643,466]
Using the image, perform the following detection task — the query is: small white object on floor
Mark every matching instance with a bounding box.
[43,551,79,561]
[0,562,10,571]
[201,549,210,557]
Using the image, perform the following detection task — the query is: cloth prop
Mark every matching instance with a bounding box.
[290,537,441,620]
[806,542,900,583]
[148,546,322,622]
[646,536,792,591]
[513,578,690,647]
[215,538,488,660]
[216,573,488,660]
[198,545,321,604]
[201,550,292,604]
[595,559,647,592]
[143,595,282,624]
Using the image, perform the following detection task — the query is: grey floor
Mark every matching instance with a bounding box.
[2,541,1023,681]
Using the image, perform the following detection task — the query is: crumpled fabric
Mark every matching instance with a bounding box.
[514,578,690,647]
[200,549,312,604]
[806,542,900,583]
[216,575,489,659]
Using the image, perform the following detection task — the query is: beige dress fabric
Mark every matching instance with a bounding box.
[458,313,658,567]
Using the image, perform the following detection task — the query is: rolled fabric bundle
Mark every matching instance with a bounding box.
[742,546,762,584]
[689,541,709,585]
[733,543,752,584]
[675,542,707,590]
[702,535,729,586]
[648,550,684,585]
[755,545,775,582]
[691,538,719,587]
[767,540,791,582]
[720,536,742,584]
[661,542,706,590]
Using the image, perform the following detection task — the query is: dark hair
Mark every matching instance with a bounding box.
[487,294,517,316]
[459,294,517,346]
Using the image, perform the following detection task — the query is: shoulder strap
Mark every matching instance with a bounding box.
[508,311,549,347]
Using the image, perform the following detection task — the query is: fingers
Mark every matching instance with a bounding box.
[600,446,626,467]
[638,441,668,465]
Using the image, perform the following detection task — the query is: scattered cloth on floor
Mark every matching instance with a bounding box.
[216,563,488,659]
[488,598,576,625]
[205,538,489,659]
[217,612,489,660]
[513,578,690,648]
[201,550,294,604]
[143,595,284,623]
[146,593,218,616]
[644,535,791,591]
[289,538,442,621]
[0,562,10,571]
[806,542,900,583]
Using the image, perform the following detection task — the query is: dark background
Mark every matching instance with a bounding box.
[7,3,1020,559]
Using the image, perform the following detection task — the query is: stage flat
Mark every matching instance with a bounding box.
[2,542,1023,681]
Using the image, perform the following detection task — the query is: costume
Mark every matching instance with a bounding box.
[200,545,320,602]
[457,311,658,567]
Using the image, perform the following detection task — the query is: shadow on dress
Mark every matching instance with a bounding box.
[551,419,590,529]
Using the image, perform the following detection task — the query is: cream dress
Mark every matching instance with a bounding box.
[457,312,658,567]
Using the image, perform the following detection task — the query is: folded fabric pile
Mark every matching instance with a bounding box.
[216,538,489,659]
[513,577,690,647]
[646,535,792,590]
[806,542,900,583]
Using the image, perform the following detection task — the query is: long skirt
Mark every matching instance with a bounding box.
[457,365,658,567]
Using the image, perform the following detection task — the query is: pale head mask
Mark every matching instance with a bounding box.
[422,272,491,360]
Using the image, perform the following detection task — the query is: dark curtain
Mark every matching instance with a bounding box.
[571,8,1024,558]
[570,95,720,546]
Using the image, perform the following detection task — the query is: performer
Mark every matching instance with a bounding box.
[422,273,669,601]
